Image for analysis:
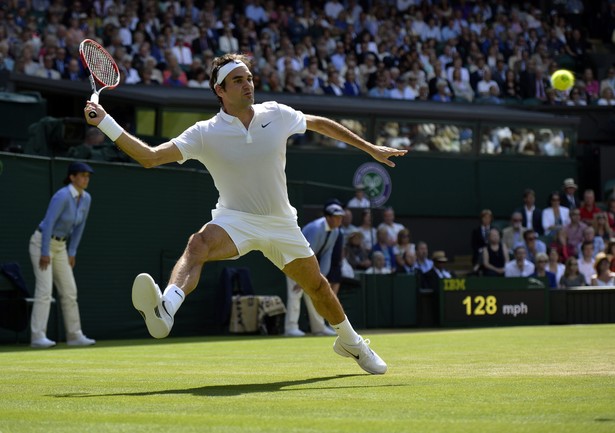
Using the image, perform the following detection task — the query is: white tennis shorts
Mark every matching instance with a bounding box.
[209,208,314,269]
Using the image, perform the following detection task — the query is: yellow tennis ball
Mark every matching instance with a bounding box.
[550,69,575,91]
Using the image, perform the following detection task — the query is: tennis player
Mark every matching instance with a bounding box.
[85,53,406,374]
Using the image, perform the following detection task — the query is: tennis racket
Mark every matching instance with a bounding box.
[79,39,120,118]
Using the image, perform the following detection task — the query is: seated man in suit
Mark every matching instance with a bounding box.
[523,229,547,264]
[502,211,527,254]
[420,250,456,290]
[470,209,493,271]
[516,188,543,235]
[419,250,456,326]
[560,178,580,209]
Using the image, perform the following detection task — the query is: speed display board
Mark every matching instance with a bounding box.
[439,277,549,327]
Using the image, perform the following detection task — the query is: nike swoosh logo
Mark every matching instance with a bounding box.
[161,300,172,318]
[261,121,272,128]
[174,289,184,300]
[340,346,360,360]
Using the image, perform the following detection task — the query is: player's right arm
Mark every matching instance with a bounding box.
[84,101,182,168]
[114,135,182,168]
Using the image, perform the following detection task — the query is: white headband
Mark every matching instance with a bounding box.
[216,60,246,85]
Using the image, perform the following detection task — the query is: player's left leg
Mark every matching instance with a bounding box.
[303,294,336,336]
[282,256,387,374]
[282,256,344,324]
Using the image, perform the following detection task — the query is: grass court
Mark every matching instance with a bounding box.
[1,324,614,433]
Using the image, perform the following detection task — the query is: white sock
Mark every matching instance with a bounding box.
[162,284,185,316]
[331,316,361,345]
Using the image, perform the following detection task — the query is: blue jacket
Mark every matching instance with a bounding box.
[372,243,397,272]
[532,270,557,288]
[302,217,340,276]
[38,185,91,257]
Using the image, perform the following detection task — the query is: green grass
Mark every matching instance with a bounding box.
[1,325,614,433]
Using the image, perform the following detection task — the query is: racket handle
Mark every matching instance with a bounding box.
[89,92,99,118]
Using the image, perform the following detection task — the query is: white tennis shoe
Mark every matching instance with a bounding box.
[313,325,337,336]
[31,337,56,348]
[67,335,96,346]
[132,273,173,339]
[333,336,387,375]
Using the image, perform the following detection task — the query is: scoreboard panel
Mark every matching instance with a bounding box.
[439,277,549,327]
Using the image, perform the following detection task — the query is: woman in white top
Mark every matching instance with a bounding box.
[547,247,565,285]
[597,87,615,106]
[591,252,615,286]
[365,251,392,274]
[357,209,377,251]
[542,191,570,236]
[451,67,474,102]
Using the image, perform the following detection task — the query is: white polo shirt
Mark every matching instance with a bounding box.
[172,101,306,218]
[504,259,535,277]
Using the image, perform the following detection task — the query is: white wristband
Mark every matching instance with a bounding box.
[97,115,124,142]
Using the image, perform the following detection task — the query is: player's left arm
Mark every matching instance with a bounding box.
[305,115,407,167]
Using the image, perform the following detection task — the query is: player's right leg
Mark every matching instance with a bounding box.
[132,223,239,338]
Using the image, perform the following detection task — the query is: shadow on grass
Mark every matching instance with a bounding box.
[52,374,406,398]
[0,335,346,352]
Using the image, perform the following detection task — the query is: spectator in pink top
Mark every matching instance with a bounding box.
[581,67,600,103]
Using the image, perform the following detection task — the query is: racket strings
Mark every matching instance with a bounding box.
[82,44,119,86]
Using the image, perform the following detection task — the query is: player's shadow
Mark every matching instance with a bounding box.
[53,374,403,398]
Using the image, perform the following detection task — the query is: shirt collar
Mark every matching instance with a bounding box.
[218,105,257,124]
[325,218,332,232]
[68,184,81,199]
[219,108,236,123]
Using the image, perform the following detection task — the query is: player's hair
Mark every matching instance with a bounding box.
[209,53,252,106]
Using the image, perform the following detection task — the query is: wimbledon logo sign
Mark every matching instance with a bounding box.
[352,162,392,207]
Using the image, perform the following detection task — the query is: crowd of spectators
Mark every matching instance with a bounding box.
[2,0,615,279]
[340,176,615,290]
[503,179,615,288]
[1,0,615,107]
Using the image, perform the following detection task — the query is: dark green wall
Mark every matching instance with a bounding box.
[0,155,285,343]
[0,151,577,342]
[287,149,578,218]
